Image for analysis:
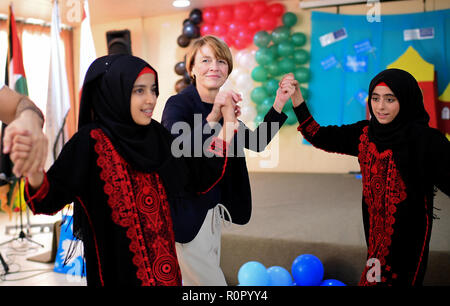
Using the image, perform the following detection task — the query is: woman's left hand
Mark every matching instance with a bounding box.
[273,74,296,113]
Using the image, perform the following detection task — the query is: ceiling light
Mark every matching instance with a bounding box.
[173,0,191,8]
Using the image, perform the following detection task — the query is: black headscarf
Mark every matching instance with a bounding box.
[367,68,431,197]
[78,54,168,173]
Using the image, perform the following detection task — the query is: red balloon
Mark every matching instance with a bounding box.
[223,34,234,48]
[217,5,234,22]
[259,13,277,31]
[202,7,217,24]
[269,3,285,17]
[250,1,268,19]
[228,21,246,38]
[200,24,214,36]
[236,29,251,43]
[234,2,251,22]
[248,19,261,33]
[213,24,228,36]
[234,38,248,50]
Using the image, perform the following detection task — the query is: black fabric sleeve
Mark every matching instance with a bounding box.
[24,127,91,215]
[162,95,232,194]
[293,102,368,157]
[428,130,450,196]
[162,95,219,158]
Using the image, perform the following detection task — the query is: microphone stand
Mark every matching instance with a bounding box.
[0,177,44,248]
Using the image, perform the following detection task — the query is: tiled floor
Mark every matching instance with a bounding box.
[0,210,86,286]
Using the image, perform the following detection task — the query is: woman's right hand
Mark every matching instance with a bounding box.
[208,90,241,123]
[219,90,241,123]
[279,73,305,108]
[27,170,44,191]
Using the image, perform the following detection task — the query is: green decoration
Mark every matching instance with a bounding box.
[278,57,295,74]
[277,41,295,57]
[253,31,272,48]
[264,79,279,96]
[255,47,275,66]
[271,26,290,44]
[294,67,311,83]
[257,96,274,114]
[250,86,268,104]
[282,12,298,28]
[291,32,307,47]
[293,49,310,65]
[251,66,268,82]
[266,61,281,77]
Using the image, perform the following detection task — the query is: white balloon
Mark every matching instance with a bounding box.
[239,104,257,124]
[228,67,244,83]
[235,73,253,90]
[220,78,234,92]
[239,51,257,71]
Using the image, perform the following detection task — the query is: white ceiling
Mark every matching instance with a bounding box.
[0,0,292,27]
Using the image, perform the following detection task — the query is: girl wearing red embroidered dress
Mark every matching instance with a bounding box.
[282,69,449,286]
[21,54,237,286]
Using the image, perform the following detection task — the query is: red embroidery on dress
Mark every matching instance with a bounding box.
[91,129,181,286]
[305,120,320,137]
[358,126,407,286]
[413,196,429,286]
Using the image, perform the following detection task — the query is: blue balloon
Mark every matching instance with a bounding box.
[291,254,324,286]
[267,266,293,286]
[320,279,346,286]
[238,261,270,286]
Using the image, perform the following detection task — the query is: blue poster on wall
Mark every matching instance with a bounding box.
[306,9,450,139]
[54,215,86,278]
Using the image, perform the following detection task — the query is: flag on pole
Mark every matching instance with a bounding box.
[79,0,96,91]
[1,4,29,179]
[6,4,28,96]
[46,0,71,169]
[0,4,28,215]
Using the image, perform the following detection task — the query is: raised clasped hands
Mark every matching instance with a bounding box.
[3,111,47,186]
[278,73,304,108]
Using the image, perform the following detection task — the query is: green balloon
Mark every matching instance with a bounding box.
[266,62,281,77]
[255,47,275,66]
[282,12,298,28]
[277,41,295,57]
[254,114,264,126]
[251,86,268,104]
[294,67,311,83]
[268,44,278,59]
[271,26,290,44]
[257,96,274,114]
[293,49,309,65]
[278,57,295,74]
[285,109,297,125]
[251,66,268,82]
[291,32,307,47]
[300,86,309,100]
[282,98,293,113]
[264,79,279,96]
[253,31,271,48]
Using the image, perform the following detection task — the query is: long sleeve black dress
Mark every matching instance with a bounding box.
[294,102,449,286]
[24,123,229,286]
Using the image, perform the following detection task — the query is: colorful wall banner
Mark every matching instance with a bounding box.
[307,9,449,135]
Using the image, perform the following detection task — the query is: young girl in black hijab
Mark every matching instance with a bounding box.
[283,68,449,286]
[23,54,235,286]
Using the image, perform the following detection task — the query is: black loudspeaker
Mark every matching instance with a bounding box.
[106,29,132,55]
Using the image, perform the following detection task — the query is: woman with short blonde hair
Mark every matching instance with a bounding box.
[162,35,293,286]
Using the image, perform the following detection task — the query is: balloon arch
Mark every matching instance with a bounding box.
[174,2,311,126]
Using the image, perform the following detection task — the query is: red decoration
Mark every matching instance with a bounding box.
[199,2,284,50]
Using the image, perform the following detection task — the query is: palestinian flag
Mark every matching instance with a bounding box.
[6,4,28,96]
